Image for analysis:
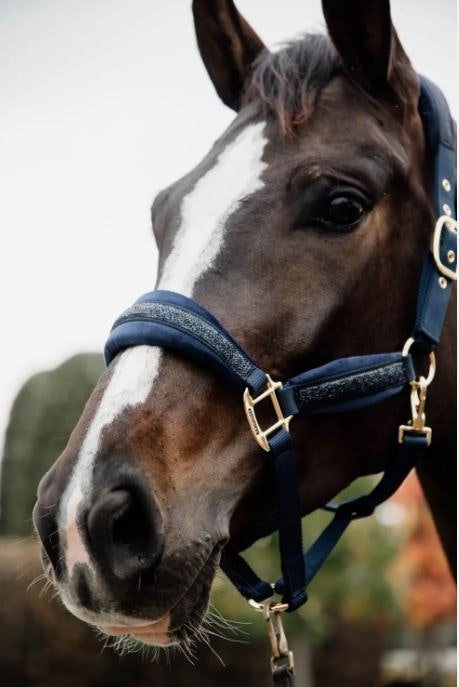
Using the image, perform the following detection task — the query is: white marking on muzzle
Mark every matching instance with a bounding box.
[60,346,162,572]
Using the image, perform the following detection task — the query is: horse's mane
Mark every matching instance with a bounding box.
[247,34,338,135]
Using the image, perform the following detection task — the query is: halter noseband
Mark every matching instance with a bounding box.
[104,75,456,676]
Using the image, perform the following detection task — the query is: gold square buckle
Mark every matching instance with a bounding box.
[432,215,457,281]
[243,375,292,452]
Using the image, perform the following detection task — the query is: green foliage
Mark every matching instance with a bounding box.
[0,354,104,536]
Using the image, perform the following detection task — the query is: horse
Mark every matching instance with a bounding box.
[33,0,456,666]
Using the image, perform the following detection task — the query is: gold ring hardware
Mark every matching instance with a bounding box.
[243,375,293,452]
[432,214,458,281]
[248,598,289,614]
[402,337,436,387]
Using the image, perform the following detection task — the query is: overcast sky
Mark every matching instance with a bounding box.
[0,0,456,448]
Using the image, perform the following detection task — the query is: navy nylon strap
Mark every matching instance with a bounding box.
[412,76,457,352]
[219,550,273,602]
[224,434,428,605]
[277,433,427,592]
[268,429,307,610]
[273,665,295,687]
[221,429,307,611]
[413,229,457,352]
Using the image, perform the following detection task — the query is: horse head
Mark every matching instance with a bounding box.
[33,0,455,649]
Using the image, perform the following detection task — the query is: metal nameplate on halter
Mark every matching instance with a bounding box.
[243,375,292,452]
[432,214,457,281]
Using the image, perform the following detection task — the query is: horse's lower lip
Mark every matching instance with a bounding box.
[101,615,170,637]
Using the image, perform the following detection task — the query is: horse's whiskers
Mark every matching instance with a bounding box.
[207,604,250,634]
[26,572,47,593]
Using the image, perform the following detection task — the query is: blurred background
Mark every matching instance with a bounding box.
[0,1,456,686]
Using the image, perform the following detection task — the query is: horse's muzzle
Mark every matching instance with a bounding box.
[33,460,164,604]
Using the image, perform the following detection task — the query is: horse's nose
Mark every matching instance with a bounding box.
[87,480,164,581]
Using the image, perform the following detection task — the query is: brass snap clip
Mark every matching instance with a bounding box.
[398,338,436,446]
[398,376,432,446]
[249,599,294,674]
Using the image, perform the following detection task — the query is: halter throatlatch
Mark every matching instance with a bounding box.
[105,76,456,686]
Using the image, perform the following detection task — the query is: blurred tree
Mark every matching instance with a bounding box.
[0,353,104,536]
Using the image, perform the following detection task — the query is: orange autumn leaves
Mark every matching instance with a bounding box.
[391,473,456,629]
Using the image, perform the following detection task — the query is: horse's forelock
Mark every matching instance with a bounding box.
[246,34,338,135]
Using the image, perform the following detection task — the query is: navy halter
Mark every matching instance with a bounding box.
[105,76,456,615]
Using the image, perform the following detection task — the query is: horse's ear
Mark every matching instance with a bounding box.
[192,0,266,111]
[322,0,395,93]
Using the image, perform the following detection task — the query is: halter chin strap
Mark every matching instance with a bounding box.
[104,76,456,624]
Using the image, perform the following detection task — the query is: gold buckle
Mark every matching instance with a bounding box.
[243,375,292,452]
[432,215,457,281]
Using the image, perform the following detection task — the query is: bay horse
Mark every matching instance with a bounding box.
[33,0,456,666]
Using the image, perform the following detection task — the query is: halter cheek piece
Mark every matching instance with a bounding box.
[105,76,456,679]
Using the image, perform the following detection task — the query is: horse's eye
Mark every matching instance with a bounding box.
[327,196,365,225]
[311,192,370,231]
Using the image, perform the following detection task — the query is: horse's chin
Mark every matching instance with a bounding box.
[98,583,211,649]
[47,540,221,650]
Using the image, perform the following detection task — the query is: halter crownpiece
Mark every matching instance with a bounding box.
[105,76,456,683]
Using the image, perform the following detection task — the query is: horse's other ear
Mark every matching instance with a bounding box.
[192,0,266,111]
[322,0,395,93]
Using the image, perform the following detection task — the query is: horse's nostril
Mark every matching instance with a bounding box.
[87,484,163,582]
[111,491,155,573]
[33,502,63,579]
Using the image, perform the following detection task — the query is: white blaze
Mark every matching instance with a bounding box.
[60,120,268,573]
[158,121,268,295]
